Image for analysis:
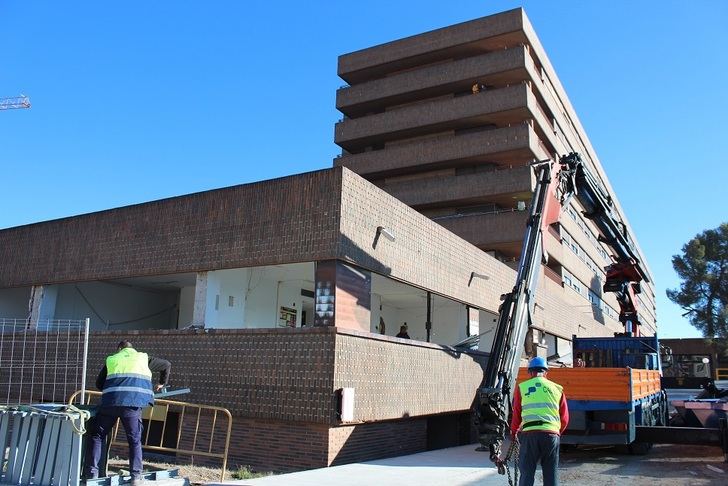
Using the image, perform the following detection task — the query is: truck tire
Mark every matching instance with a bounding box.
[628,441,651,455]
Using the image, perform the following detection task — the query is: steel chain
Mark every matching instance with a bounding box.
[503,434,520,486]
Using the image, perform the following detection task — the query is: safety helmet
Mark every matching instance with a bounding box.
[528,356,548,371]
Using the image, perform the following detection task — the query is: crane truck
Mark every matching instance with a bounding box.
[461,152,728,473]
[457,152,654,472]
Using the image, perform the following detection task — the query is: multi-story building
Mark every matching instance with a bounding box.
[0,8,657,473]
[334,7,657,340]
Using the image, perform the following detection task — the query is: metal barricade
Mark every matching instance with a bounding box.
[69,391,232,482]
[0,404,88,486]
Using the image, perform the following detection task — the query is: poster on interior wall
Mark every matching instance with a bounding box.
[314,261,336,326]
[279,306,297,328]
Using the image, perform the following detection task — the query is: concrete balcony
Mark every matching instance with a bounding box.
[337,45,530,118]
[334,123,550,179]
[336,83,534,152]
[382,165,534,209]
[432,210,528,250]
[338,8,527,84]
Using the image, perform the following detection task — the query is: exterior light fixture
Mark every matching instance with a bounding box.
[377,226,395,241]
[373,226,396,249]
[468,272,490,286]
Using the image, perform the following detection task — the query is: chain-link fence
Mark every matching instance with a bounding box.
[0,318,90,405]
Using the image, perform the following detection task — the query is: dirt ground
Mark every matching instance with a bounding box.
[108,457,269,485]
[555,444,726,485]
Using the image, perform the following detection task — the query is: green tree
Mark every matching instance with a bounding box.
[667,223,728,338]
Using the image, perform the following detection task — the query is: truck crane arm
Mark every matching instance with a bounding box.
[560,153,648,335]
[468,152,647,472]
[473,159,572,471]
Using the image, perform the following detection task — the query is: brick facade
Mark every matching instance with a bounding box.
[0,170,342,288]
[86,328,485,471]
[334,8,657,336]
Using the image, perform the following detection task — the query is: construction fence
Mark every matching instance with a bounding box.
[0,318,90,406]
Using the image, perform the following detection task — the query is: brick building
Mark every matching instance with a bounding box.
[0,8,657,472]
[334,7,657,339]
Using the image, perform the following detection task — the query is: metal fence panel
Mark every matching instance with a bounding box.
[0,318,90,406]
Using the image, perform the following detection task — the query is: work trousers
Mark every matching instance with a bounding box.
[518,431,560,486]
[85,406,144,479]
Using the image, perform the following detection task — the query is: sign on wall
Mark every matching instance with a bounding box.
[279,306,297,328]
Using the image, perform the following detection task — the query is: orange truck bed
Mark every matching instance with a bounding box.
[517,367,661,403]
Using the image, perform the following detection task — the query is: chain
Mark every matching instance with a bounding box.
[502,434,520,486]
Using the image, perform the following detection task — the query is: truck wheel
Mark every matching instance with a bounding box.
[628,441,651,455]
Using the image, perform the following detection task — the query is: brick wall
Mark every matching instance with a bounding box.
[1,326,490,471]
[338,168,516,315]
[0,169,342,288]
[333,330,487,421]
[86,328,338,423]
[328,419,427,466]
[201,417,330,473]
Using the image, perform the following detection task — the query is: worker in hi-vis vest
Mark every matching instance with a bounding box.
[85,341,171,485]
[510,356,569,486]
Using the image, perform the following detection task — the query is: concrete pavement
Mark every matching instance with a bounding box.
[208,445,510,486]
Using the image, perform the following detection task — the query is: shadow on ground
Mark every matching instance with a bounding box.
[557,444,725,485]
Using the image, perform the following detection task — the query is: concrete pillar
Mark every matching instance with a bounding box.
[314,260,371,332]
[525,327,548,359]
[27,285,44,329]
[191,272,208,327]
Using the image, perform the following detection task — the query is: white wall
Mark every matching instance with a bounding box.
[53,282,178,331]
[370,293,411,337]
[478,309,499,353]
[195,264,314,329]
[243,268,277,328]
[207,269,246,328]
[38,286,59,322]
[0,287,30,319]
[370,280,470,345]
[178,286,195,328]
[430,299,467,345]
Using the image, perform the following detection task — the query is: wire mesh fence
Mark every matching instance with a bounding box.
[0,318,90,405]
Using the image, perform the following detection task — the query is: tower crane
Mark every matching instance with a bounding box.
[0,95,31,111]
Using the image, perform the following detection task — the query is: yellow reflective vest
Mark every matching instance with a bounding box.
[101,348,154,407]
[518,376,563,433]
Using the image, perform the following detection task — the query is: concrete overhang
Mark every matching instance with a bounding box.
[337,8,527,84]
[334,123,550,179]
[433,210,529,249]
[336,83,534,152]
[383,164,534,209]
[337,45,530,118]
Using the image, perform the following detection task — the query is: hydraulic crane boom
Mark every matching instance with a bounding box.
[474,159,570,470]
[469,152,648,472]
[559,153,649,335]
[0,95,31,111]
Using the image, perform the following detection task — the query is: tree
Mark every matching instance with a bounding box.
[667,223,728,338]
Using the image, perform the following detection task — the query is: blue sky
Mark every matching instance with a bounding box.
[1,1,726,338]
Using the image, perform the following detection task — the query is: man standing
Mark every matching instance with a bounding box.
[510,356,569,486]
[85,341,171,485]
[395,324,411,339]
